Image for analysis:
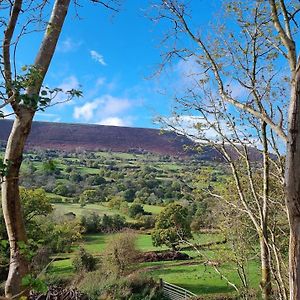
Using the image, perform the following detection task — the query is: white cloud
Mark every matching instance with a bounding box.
[59,75,80,91]
[90,50,107,66]
[101,95,131,115]
[161,114,259,147]
[97,117,130,127]
[73,101,98,121]
[54,76,80,105]
[58,37,82,53]
[73,94,134,125]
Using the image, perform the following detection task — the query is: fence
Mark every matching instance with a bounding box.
[161,280,197,300]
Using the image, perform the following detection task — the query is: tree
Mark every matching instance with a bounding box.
[152,1,297,298]
[20,187,53,223]
[151,203,192,251]
[128,203,145,218]
[103,230,140,278]
[0,0,120,296]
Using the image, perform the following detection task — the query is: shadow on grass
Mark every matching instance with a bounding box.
[84,234,106,244]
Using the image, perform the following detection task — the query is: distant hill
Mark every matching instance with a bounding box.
[0,120,202,157]
[0,120,265,161]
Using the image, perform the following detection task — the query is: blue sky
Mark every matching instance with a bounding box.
[6,0,217,129]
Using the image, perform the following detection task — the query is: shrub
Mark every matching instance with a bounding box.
[128,203,145,218]
[78,271,167,300]
[72,247,97,272]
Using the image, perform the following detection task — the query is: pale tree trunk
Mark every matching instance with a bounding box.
[260,234,272,300]
[2,108,34,297]
[286,61,300,300]
[1,0,71,296]
[260,122,272,300]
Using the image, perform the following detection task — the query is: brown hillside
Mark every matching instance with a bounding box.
[0,120,201,157]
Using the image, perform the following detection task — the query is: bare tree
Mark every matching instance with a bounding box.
[0,0,120,297]
[152,0,300,298]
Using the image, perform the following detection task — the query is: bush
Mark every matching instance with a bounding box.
[128,203,145,218]
[81,213,101,233]
[78,270,167,300]
[101,214,127,233]
[72,247,97,272]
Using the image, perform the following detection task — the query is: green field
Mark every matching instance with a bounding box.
[47,232,260,296]
[52,202,163,220]
[53,202,129,218]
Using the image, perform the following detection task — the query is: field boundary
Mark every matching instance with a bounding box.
[162,280,197,299]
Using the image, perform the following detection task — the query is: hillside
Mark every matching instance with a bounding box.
[0,120,203,157]
[0,120,267,161]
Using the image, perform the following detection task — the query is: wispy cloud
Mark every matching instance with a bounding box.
[90,50,107,66]
[58,37,82,53]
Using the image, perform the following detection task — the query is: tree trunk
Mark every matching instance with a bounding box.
[286,62,300,300]
[260,121,272,300]
[1,109,34,297]
[260,234,272,300]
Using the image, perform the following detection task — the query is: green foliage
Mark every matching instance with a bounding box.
[108,195,124,210]
[128,203,146,218]
[79,189,97,206]
[81,213,102,233]
[103,231,140,277]
[0,159,10,180]
[42,159,58,174]
[53,183,69,197]
[46,220,83,253]
[72,247,97,272]
[101,214,127,233]
[11,65,82,111]
[21,274,48,293]
[20,187,53,222]
[151,203,192,250]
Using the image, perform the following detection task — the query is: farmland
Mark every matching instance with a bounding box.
[0,147,266,299]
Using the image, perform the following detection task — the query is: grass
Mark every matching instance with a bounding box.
[78,233,165,253]
[142,204,164,214]
[47,231,261,297]
[148,261,260,295]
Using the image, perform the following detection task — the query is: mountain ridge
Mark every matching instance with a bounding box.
[0,119,203,157]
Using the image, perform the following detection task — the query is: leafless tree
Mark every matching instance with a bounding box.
[152,0,300,298]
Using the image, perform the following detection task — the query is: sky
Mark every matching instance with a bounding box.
[5,0,218,129]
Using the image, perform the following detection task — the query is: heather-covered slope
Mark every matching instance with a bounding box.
[0,120,199,157]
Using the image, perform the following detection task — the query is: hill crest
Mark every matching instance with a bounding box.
[0,120,200,157]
